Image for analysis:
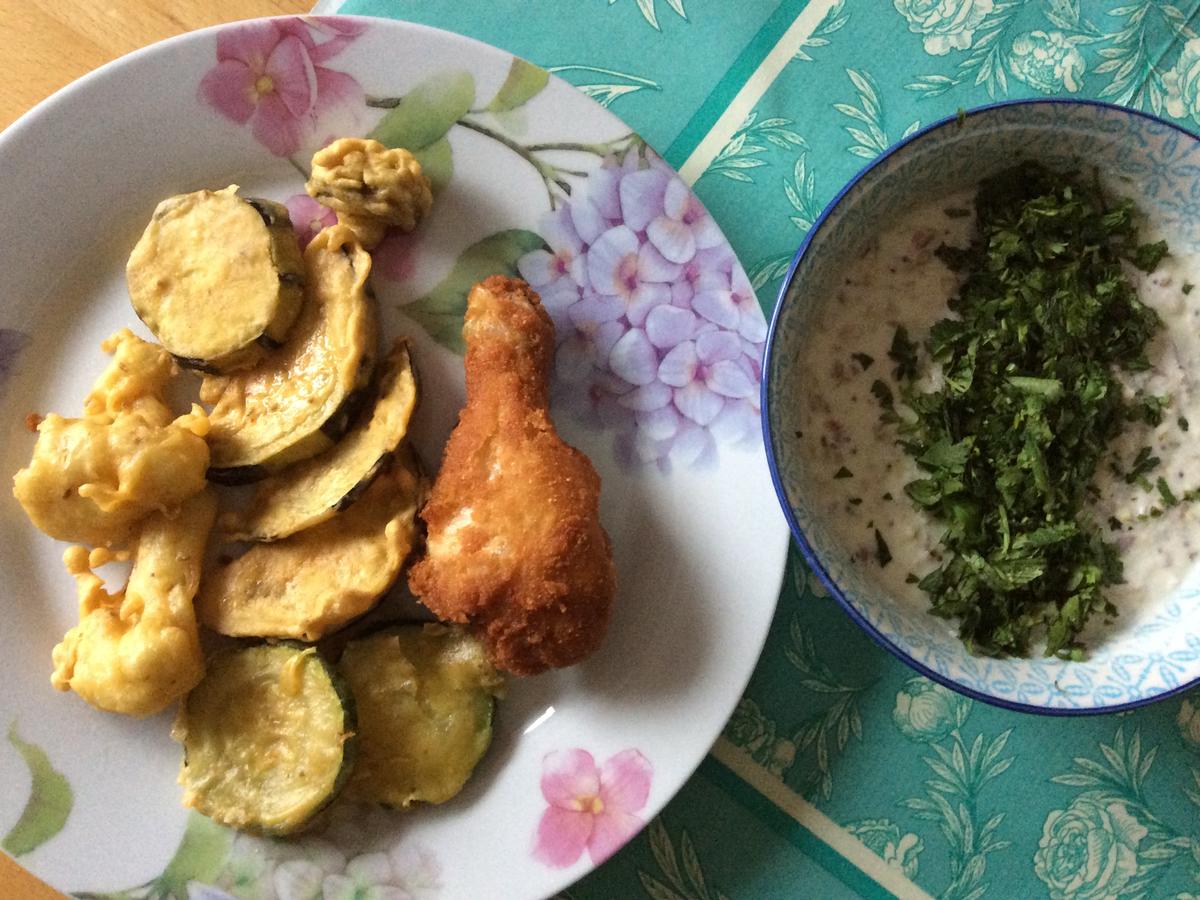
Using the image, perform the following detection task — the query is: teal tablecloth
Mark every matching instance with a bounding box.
[321,2,1200,897]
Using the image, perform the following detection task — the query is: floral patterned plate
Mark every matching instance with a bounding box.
[0,15,786,900]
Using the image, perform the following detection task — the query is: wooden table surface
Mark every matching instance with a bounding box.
[0,2,310,895]
[0,0,309,130]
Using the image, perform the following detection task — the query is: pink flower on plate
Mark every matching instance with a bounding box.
[372,230,419,282]
[284,193,337,249]
[199,18,364,157]
[533,748,652,868]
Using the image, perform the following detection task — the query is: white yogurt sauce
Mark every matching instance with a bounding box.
[796,189,1200,637]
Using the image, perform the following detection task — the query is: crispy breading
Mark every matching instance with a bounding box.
[408,276,615,675]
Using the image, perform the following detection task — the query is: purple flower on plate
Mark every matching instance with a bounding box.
[199,17,365,157]
[518,147,765,470]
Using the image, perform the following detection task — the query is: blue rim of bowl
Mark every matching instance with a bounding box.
[761,96,1200,717]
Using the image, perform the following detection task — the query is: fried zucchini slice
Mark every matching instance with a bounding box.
[338,625,502,807]
[198,458,423,641]
[226,341,418,542]
[202,224,377,477]
[127,187,305,373]
[175,644,356,834]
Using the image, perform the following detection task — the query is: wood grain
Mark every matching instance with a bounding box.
[0,2,312,894]
[0,0,309,129]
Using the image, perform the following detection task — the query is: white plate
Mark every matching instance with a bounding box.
[0,15,786,900]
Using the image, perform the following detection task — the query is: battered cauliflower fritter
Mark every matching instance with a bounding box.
[51,489,216,717]
[408,276,616,676]
[12,329,210,548]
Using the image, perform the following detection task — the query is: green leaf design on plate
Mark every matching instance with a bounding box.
[369,70,475,151]
[414,137,453,195]
[158,812,234,896]
[70,812,232,899]
[404,229,547,354]
[487,58,550,113]
[2,721,73,857]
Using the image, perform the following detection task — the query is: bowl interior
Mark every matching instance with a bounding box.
[767,100,1200,712]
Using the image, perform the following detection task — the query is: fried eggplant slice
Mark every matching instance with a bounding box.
[127,187,305,373]
[198,457,423,641]
[202,224,377,477]
[225,341,418,542]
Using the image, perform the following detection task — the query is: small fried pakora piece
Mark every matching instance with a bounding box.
[307,137,432,248]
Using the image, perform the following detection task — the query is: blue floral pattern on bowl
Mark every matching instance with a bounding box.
[765,99,1200,713]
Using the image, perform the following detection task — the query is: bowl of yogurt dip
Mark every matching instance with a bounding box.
[763,99,1200,714]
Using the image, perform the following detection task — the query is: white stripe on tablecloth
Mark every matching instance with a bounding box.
[711,738,934,900]
[677,0,837,185]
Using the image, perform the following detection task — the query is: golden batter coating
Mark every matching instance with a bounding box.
[408,276,616,676]
[12,330,209,548]
[307,138,432,247]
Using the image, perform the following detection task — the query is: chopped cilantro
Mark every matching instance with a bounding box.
[870,379,898,424]
[1180,416,1189,432]
[849,497,863,506]
[874,529,893,567]
[1128,393,1169,426]
[891,162,1165,659]
[852,352,875,371]
[882,492,894,501]
[1124,446,1160,486]
[1184,282,1195,295]
[934,242,974,272]
[1132,239,1169,272]
[834,466,853,479]
[1157,477,1179,507]
[889,326,919,381]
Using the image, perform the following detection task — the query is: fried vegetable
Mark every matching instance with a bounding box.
[50,489,217,717]
[197,457,423,641]
[338,625,502,807]
[126,187,305,373]
[225,341,418,542]
[175,644,356,834]
[307,138,433,247]
[202,224,377,478]
[12,330,209,547]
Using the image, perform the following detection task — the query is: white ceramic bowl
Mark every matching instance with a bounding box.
[764,99,1200,714]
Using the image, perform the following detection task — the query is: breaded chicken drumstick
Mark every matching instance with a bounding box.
[408,276,616,675]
